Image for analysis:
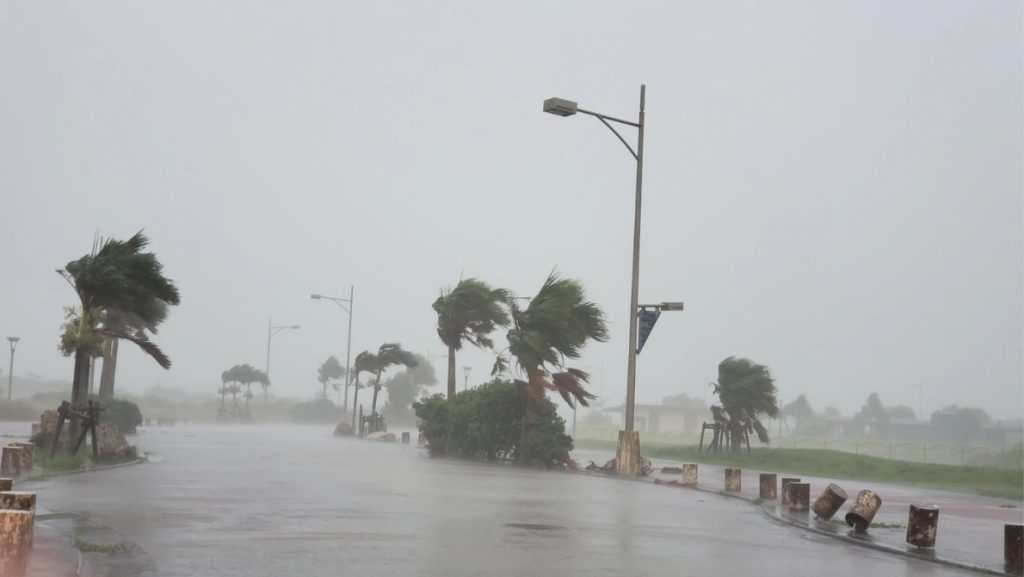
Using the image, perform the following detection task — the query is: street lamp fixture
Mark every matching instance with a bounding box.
[310,287,355,428]
[544,85,648,476]
[266,318,300,394]
[6,337,20,402]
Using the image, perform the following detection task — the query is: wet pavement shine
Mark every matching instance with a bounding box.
[17,424,988,577]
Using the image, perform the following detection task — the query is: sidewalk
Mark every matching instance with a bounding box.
[573,448,1024,575]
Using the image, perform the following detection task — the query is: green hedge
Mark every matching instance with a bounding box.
[414,379,573,468]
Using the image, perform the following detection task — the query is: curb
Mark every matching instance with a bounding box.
[19,455,147,484]
[637,474,1014,576]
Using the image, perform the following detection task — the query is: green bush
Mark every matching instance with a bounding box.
[414,379,573,468]
[99,398,143,434]
[290,399,343,424]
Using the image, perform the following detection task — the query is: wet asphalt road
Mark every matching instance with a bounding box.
[25,424,979,577]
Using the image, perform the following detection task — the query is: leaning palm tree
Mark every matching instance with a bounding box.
[433,279,510,400]
[97,303,169,399]
[711,356,779,452]
[368,344,418,416]
[58,231,180,422]
[493,273,608,425]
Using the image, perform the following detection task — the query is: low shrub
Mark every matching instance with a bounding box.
[414,379,573,468]
[99,397,143,434]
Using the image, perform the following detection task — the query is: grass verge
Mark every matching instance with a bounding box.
[31,447,140,480]
[574,439,1024,501]
[72,535,128,553]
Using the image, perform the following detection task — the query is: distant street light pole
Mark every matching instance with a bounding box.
[6,337,20,401]
[311,287,354,426]
[265,317,300,396]
[462,366,472,392]
[543,85,652,476]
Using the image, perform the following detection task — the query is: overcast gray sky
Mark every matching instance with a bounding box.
[1,1,1021,420]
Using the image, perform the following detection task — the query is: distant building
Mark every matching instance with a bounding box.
[602,403,711,434]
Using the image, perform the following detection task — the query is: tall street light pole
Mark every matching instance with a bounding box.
[265,317,300,399]
[544,85,646,476]
[6,337,20,401]
[311,287,354,427]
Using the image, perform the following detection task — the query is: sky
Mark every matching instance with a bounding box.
[1,0,1021,420]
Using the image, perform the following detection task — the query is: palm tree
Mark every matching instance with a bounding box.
[711,356,779,452]
[97,303,170,399]
[219,369,231,416]
[57,231,179,448]
[317,356,347,401]
[432,279,510,400]
[493,273,608,425]
[354,344,419,418]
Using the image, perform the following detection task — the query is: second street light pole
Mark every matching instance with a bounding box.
[7,337,20,402]
[310,287,354,427]
[266,318,300,402]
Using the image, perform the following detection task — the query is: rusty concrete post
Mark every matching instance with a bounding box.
[9,444,33,473]
[0,492,35,513]
[681,464,698,487]
[905,504,939,548]
[724,468,741,492]
[780,477,801,507]
[759,473,777,499]
[812,483,848,520]
[401,432,410,444]
[845,490,882,532]
[0,480,10,492]
[1006,524,1023,573]
[0,510,32,575]
[788,482,810,511]
[0,448,21,478]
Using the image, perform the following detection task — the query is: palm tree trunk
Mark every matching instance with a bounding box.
[98,337,118,399]
[370,372,382,415]
[730,420,743,453]
[343,383,350,412]
[68,347,91,451]
[446,346,456,400]
[322,382,328,400]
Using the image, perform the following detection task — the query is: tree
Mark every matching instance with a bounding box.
[432,278,510,400]
[359,344,418,417]
[853,392,890,424]
[57,231,180,446]
[711,357,779,452]
[889,405,917,420]
[783,395,816,430]
[317,356,347,401]
[493,273,608,425]
[233,364,267,413]
[382,354,437,425]
[97,304,169,399]
[821,406,842,418]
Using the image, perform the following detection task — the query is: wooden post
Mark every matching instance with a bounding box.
[681,464,698,487]
[0,448,21,478]
[401,432,410,444]
[812,483,848,520]
[759,473,777,499]
[0,510,32,576]
[780,477,801,507]
[788,482,811,511]
[1005,524,1023,573]
[0,492,35,513]
[724,468,741,492]
[0,480,11,492]
[906,504,939,548]
[845,490,882,532]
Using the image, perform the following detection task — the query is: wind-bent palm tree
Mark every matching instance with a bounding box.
[317,356,347,401]
[97,303,170,399]
[433,279,510,400]
[711,356,779,452]
[58,232,180,447]
[354,344,419,417]
[219,369,232,416]
[493,273,608,425]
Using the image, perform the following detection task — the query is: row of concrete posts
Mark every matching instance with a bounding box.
[672,463,1022,573]
[0,442,38,575]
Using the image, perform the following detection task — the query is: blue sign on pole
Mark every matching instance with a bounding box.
[636,308,661,354]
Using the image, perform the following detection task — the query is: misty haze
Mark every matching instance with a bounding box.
[0,1,1021,576]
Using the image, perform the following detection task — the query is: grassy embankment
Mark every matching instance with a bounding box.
[574,439,1023,501]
